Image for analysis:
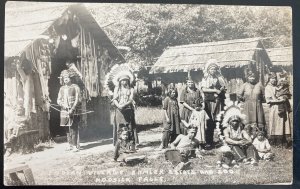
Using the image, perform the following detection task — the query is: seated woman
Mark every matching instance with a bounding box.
[223,109,258,165]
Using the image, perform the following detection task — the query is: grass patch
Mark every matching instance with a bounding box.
[35,142,292,185]
[135,106,163,126]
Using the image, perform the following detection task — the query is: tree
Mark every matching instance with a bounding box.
[87,4,292,67]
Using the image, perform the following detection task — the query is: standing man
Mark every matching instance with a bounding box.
[57,70,81,152]
[201,59,227,148]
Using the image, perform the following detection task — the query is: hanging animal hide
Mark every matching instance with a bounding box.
[71,33,80,48]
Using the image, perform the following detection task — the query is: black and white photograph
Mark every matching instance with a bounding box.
[4,1,293,185]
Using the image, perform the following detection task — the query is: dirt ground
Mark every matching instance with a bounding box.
[4,128,163,185]
[4,106,293,185]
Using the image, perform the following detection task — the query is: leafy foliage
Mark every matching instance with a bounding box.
[88,4,292,66]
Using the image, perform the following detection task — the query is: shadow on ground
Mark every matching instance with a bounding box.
[138,141,161,148]
[137,123,161,132]
[34,146,54,152]
[80,139,113,150]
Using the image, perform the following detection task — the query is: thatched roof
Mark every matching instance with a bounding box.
[266,47,292,67]
[5,2,125,62]
[150,38,271,74]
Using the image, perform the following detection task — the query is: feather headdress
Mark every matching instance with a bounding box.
[204,59,221,77]
[220,105,247,128]
[105,63,135,92]
[203,59,227,87]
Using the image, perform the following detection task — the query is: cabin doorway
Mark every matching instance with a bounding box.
[48,57,68,137]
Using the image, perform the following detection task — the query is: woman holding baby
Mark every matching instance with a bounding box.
[265,72,292,148]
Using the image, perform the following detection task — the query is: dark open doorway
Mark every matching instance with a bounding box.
[48,57,68,137]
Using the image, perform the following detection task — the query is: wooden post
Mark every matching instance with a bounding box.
[136,80,139,95]
[5,164,35,185]
[187,70,191,80]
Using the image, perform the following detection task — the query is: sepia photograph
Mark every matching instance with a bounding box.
[4,1,293,185]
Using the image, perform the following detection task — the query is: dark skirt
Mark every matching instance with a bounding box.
[180,108,192,135]
[243,100,266,128]
[165,149,188,166]
[113,107,139,146]
[161,131,178,148]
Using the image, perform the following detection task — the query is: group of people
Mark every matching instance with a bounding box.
[57,59,292,170]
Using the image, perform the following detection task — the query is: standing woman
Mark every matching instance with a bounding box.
[158,85,181,149]
[201,59,226,147]
[112,73,139,147]
[238,71,266,134]
[265,73,292,148]
[179,76,204,135]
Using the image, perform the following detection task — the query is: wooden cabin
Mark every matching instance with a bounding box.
[267,47,292,73]
[266,46,293,94]
[4,2,125,151]
[150,38,272,95]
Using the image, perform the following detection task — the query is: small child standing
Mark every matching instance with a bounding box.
[252,131,275,161]
[181,98,209,148]
[114,127,136,162]
[159,86,181,150]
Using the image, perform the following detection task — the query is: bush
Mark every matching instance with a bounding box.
[134,87,163,107]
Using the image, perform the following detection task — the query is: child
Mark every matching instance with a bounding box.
[216,145,236,169]
[181,98,209,148]
[114,127,136,162]
[275,73,292,116]
[252,131,275,161]
[244,123,259,140]
[158,86,181,150]
[216,130,237,169]
[165,127,202,171]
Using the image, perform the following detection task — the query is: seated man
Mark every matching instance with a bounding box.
[165,127,203,171]
[223,115,258,165]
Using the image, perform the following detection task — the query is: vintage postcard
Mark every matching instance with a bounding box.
[4,1,293,185]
